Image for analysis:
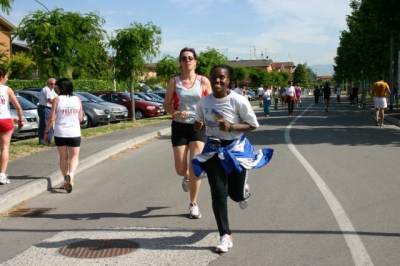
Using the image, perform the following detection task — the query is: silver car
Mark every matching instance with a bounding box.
[10,109,38,139]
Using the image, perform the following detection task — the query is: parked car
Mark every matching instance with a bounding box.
[21,87,42,92]
[151,90,167,99]
[152,85,166,91]
[74,93,111,128]
[146,92,164,101]
[75,92,128,123]
[92,91,162,120]
[138,83,153,93]
[16,90,88,129]
[134,92,164,105]
[10,109,38,139]
[11,96,39,121]
[245,89,256,101]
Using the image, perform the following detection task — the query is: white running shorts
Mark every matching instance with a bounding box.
[374,97,387,108]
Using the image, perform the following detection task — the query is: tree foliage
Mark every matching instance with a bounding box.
[5,52,36,79]
[15,8,106,79]
[156,55,180,85]
[232,66,248,83]
[0,0,13,15]
[196,47,227,76]
[292,64,310,89]
[334,0,400,85]
[109,21,162,121]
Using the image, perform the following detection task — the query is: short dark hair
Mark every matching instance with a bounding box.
[378,76,384,81]
[210,64,236,80]
[179,47,197,60]
[56,78,74,96]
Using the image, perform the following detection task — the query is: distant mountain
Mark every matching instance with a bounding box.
[309,64,334,76]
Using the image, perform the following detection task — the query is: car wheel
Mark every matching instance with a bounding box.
[135,109,145,120]
[87,117,93,128]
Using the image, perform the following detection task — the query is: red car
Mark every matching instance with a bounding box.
[92,91,163,120]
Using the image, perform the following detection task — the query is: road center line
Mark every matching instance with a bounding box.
[284,104,374,266]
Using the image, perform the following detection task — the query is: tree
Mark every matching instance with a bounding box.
[196,47,227,76]
[156,55,180,86]
[16,8,106,79]
[232,66,248,84]
[0,0,13,15]
[72,42,110,79]
[292,64,310,89]
[5,52,36,79]
[0,42,8,66]
[109,22,162,122]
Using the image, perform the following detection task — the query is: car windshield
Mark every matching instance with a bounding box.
[122,92,131,99]
[11,96,38,110]
[74,93,89,102]
[147,93,163,101]
[78,92,104,103]
[136,93,153,101]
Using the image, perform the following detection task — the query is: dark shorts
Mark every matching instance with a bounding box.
[0,119,14,133]
[171,120,207,147]
[54,136,81,147]
[324,96,330,101]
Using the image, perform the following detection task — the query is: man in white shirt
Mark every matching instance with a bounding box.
[257,84,264,107]
[38,78,58,144]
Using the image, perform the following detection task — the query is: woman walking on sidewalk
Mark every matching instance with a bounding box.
[192,64,273,253]
[163,47,212,219]
[0,67,24,185]
[44,78,83,193]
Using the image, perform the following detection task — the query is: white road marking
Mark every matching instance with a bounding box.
[284,105,374,266]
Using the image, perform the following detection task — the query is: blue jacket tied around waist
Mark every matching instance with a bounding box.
[192,135,274,177]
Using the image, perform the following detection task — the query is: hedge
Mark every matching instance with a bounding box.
[7,80,133,93]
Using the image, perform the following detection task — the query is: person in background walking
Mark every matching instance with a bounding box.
[313,85,320,105]
[285,81,296,116]
[262,85,272,117]
[38,78,58,145]
[0,67,24,185]
[319,85,324,104]
[295,83,302,107]
[163,47,212,219]
[273,87,279,110]
[323,82,331,112]
[335,85,341,103]
[44,78,83,193]
[192,64,273,253]
[349,84,358,106]
[372,76,390,128]
[257,84,264,107]
[229,80,242,95]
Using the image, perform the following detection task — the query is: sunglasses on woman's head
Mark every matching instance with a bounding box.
[181,56,194,61]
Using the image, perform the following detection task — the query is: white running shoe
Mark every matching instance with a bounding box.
[239,183,250,210]
[216,234,233,253]
[189,202,201,219]
[0,175,10,185]
[182,177,189,192]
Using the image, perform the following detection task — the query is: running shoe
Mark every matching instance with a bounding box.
[380,124,385,128]
[0,175,10,185]
[189,202,201,219]
[65,175,73,193]
[216,234,233,253]
[239,183,250,210]
[182,177,189,192]
[375,120,380,126]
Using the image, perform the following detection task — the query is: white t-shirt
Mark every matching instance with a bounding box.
[263,89,272,100]
[336,87,341,95]
[195,91,259,140]
[0,85,11,119]
[257,87,264,96]
[285,86,295,97]
[54,95,81,138]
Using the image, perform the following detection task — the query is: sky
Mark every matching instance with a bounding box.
[3,0,352,75]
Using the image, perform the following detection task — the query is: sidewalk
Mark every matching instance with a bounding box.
[0,120,172,214]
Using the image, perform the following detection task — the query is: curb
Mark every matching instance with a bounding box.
[0,127,171,214]
[368,107,400,127]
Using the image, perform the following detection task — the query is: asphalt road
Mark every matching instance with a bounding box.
[0,97,399,265]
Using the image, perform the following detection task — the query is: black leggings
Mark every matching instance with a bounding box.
[203,153,248,236]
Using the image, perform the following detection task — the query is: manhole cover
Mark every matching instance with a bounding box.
[59,239,139,258]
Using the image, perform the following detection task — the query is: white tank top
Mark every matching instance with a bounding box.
[172,75,205,124]
[0,85,11,119]
[54,95,81,138]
